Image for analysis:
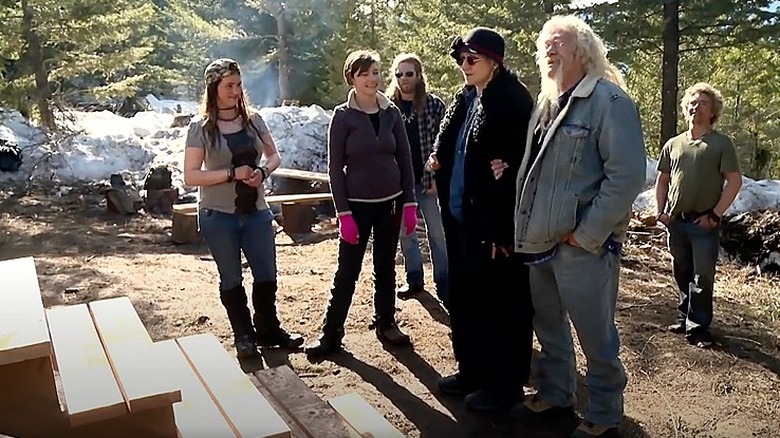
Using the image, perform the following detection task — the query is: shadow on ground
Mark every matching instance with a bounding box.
[315,346,651,438]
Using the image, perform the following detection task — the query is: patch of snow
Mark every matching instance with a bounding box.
[633,175,780,217]
[0,103,332,194]
[2,104,779,217]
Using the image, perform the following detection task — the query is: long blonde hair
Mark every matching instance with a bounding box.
[535,15,625,107]
[385,53,428,114]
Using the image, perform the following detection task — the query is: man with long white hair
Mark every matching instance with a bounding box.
[510,15,646,437]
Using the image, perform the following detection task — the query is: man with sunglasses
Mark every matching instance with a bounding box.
[386,53,449,308]
[426,27,534,413]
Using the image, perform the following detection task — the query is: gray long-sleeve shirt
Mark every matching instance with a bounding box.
[327,90,417,214]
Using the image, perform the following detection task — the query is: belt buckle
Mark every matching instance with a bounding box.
[681,211,700,222]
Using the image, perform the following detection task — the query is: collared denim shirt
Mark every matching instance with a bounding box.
[514,74,647,255]
[449,91,478,221]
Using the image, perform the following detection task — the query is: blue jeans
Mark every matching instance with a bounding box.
[529,244,626,427]
[198,208,277,290]
[667,218,720,333]
[399,184,449,302]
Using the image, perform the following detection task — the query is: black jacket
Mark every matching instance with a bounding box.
[433,69,533,247]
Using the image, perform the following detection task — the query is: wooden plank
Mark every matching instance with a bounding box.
[253,366,352,438]
[328,393,405,438]
[0,256,51,366]
[88,297,181,413]
[268,192,333,204]
[173,193,332,215]
[247,375,311,438]
[273,168,330,183]
[176,334,291,438]
[46,304,126,426]
[154,340,237,438]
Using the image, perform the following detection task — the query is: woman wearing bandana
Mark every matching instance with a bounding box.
[183,58,304,359]
[427,28,535,411]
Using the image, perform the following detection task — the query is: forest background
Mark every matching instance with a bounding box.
[2,0,779,178]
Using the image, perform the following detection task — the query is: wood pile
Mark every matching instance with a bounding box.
[627,210,780,275]
[721,209,780,274]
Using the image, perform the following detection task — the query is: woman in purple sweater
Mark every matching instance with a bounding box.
[305,50,418,356]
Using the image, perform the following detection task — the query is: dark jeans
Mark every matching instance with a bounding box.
[667,218,720,334]
[443,210,534,392]
[198,207,278,338]
[322,198,402,337]
[198,208,276,289]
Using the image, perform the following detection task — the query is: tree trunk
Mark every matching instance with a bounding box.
[275,4,290,102]
[660,0,679,149]
[370,0,377,47]
[21,0,54,129]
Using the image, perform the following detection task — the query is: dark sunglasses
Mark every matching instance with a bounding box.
[456,55,482,66]
[394,71,416,78]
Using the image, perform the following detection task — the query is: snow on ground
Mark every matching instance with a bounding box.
[1,102,779,215]
[145,94,199,115]
[633,157,780,216]
[0,100,331,194]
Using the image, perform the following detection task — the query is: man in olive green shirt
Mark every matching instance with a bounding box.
[654,82,742,348]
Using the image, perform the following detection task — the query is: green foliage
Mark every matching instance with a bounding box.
[584,0,780,174]
[1,0,780,176]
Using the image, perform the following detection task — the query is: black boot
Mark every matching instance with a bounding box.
[304,330,344,357]
[251,281,304,349]
[220,285,258,358]
[304,284,353,356]
[374,318,411,346]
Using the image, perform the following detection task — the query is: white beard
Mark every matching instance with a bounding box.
[539,63,564,107]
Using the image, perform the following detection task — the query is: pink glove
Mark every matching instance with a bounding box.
[403,205,417,237]
[338,214,359,244]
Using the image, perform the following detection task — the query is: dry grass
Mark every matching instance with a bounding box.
[2,189,780,437]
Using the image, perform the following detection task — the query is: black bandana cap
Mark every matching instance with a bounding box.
[204,58,241,85]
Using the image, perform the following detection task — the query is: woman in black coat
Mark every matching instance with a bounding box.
[427,27,534,412]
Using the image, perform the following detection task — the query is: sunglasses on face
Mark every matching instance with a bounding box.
[456,55,482,66]
[394,71,415,78]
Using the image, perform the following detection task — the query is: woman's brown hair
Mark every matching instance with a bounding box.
[342,50,381,85]
[199,64,266,151]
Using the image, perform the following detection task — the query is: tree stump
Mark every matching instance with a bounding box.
[171,205,201,244]
[280,203,316,235]
[145,189,178,216]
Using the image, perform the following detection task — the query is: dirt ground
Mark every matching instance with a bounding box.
[2,187,780,438]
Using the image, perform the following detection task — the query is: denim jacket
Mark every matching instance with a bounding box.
[514,74,646,254]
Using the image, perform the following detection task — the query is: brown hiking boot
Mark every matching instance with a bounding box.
[510,395,576,426]
[571,420,620,437]
[376,321,411,346]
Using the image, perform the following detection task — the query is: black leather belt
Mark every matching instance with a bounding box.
[677,211,706,222]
